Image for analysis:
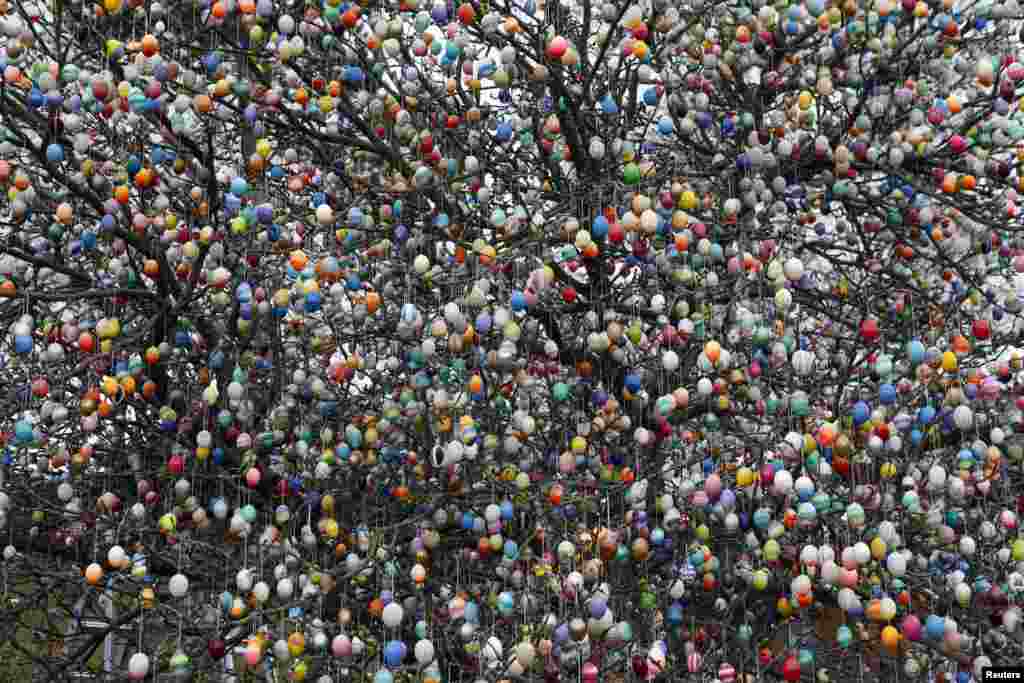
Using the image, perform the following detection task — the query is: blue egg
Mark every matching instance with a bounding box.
[46,143,65,163]
[906,339,925,364]
[14,335,32,354]
[917,405,936,425]
[463,601,480,624]
[510,291,527,311]
[666,603,683,625]
[925,614,945,640]
[14,419,34,443]
[852,401,870,425]
[879,383,897,404]
[600,95,619,114]
[383,641,405,667]
[475,313,492,333]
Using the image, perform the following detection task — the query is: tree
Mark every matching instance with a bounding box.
[2,0,1024,680]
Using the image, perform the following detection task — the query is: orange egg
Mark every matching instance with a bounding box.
[140,34,159,56]
[289,250,309,270]
[193,94,212,113]
[941,174,958,193]
[960,175,976,191]
[144,259,159,277]
[817,424,836,446]
[468,375,483,393]
[56,203,74,224]
[211,1,226,18]
[881,625,901,651]
[704,340,721,363]
[114,185,131,204]
[365,291,381,313]
[85,563,104,585]
[549,484,563,505]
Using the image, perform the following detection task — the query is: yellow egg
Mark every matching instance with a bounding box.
[736,467,754,487]
[942,351,958,373]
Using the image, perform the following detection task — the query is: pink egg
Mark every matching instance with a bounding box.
[246,467,261,487]
[901,615,922,641]
[332,635,352,657]
[704,474,722,500]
